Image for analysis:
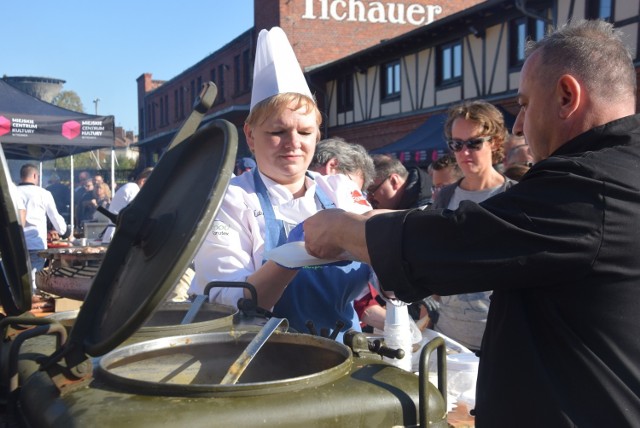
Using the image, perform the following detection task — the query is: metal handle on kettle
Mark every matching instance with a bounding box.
[418,336,447,428]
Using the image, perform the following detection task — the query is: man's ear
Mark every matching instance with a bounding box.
[389,173,403,189]
[557,74,581,119]
[326,157,340,175]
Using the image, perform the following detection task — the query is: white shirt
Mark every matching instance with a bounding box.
[447,185,505,210]
[108,182,140,214]
[436,183,505,350]
[17,183,67,250]
[101,182,140,242]
[190,170,371,305]
[9,181,25,211]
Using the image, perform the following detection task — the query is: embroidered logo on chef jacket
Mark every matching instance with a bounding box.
[351,190,371,207]
[211,220,230,236]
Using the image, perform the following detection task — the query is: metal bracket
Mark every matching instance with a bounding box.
[0,317,69,402]
[167,82,218,151]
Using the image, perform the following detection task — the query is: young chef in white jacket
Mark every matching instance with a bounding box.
[190,27,372,338]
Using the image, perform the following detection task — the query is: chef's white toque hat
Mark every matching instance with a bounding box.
[250,27,313,111]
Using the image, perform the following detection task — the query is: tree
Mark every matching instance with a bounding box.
[52,90,84,113]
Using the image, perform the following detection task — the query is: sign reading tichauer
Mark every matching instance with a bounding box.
[302,0,443,25]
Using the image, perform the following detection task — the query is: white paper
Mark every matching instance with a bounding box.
[265,241,343,268]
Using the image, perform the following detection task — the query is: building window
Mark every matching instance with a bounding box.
[217,64,226,102]
[437,41,462,86]
[242,49,251,92]
[190,80,196,108]
[233,51,252,96]
[337,74,354,113]
[174,89,179,120]
[234,54,241,95]
[196,76,203,99]
[149,102,156,131]
[179,87,185,119]
[164,94,169,125]
[210,68,218,100]
[158,95,169,126]
[587,0,613,21]
[509,16,547,68]
[138,107,144,139]
[381,60,401,101]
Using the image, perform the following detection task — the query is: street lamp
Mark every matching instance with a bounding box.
[93,98,100,115]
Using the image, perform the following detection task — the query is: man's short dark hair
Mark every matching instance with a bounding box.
[20,163,38,179]
[430,154,458,171]
[136,167,154,182]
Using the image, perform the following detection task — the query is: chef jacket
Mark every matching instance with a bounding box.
[17,183,67,250]
[101,181,141,243]
[191,169,372,334]
[367,115,640,427]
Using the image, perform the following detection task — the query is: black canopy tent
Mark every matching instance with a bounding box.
[0,79,114,160]
[370,113,449,165]
[0,79,115,232]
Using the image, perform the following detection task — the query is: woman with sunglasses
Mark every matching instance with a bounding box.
[429,100,517,352]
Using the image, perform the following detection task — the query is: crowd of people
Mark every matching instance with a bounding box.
[302,19,640,426]
[8,164,155,302]
[6,18,638,427]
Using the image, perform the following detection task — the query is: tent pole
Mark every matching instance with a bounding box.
[70,155,75,237]
[38,162,43,187]
[91,150,101,169]
[111,148,115,195]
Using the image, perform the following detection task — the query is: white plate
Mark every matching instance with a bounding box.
[265,241,343,268]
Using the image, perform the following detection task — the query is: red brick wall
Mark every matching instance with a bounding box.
[140,33,254,139]
[254,0,281,36]
[271,0,485,69]
[329,112,433,151]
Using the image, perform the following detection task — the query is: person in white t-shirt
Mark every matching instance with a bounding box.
[9,180,26,226]
[430,100,517,351]
[101,167,153,243]
[16,164,67,289]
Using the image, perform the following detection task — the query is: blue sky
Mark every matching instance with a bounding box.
[2,0,254,134]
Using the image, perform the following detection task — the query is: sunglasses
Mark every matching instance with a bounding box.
[447,136,492,152]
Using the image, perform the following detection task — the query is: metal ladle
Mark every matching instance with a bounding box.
[220,317,289,385]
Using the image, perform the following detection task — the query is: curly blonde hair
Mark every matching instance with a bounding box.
[444,100,508,164]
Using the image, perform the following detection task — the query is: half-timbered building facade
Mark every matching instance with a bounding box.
[136,0,640,167]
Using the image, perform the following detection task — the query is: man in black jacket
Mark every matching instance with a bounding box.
[303,20,640,427]
[367,154,432,209]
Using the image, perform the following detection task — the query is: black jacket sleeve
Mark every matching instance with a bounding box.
[366,160,604,302]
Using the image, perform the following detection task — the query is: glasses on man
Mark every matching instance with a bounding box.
[447,136,492,152]
[367,176,389,196]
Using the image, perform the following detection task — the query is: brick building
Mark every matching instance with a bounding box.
[136,0,485,165]
[307,0,640,164]
[137,0,640,168]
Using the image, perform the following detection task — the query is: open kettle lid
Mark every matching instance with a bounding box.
[0,147,32,315]
[68,118,237,357]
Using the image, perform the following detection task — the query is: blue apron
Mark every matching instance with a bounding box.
[253,169,369,339]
